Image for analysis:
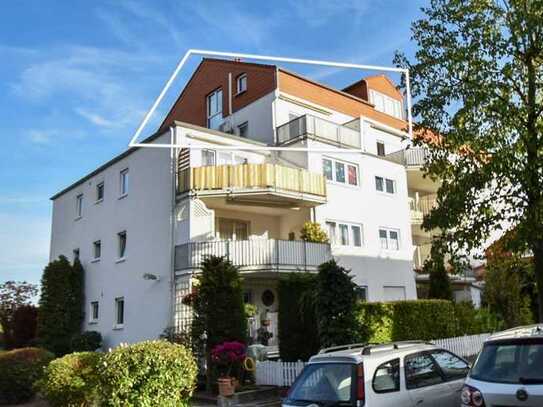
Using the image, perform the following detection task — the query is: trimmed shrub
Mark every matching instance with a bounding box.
[316,260,357,347]
[356,300,457,343]
[12,305,38,349]
[0,347,54,404]
[36,352,101,407]
[278,273,319,361]
[300,222,329,243]
[98,340,197,407]
[71,331,102,352]
[38,256,84,356]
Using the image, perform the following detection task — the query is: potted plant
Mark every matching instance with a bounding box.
[211,341,246,396]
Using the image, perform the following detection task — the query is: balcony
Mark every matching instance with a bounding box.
[409,195,437,224]
[178,163,327,207]
[276,114,361,149]
[174,239,332,273]
[386,147,429,167]
[413,243,432,270]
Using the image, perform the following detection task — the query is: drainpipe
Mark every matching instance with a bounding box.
[228,73,233,116]
[169,125,177,331]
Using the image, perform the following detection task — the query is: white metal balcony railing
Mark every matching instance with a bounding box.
[175,239,332,272]
[409,195,437,223]
[276,115,361,149]
[386,147,430,167]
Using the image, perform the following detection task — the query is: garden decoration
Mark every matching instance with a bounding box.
[211,341,246,396]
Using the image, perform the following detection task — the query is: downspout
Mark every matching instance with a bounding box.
[169,125,177,331]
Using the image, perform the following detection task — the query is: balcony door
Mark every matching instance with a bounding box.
[217,218,249,240]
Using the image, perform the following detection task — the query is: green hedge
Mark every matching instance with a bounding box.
[356,300,459,343]
[98,340,197,407]
[278,273,320,361]
[0,347,54,404]
[36,352,101,407]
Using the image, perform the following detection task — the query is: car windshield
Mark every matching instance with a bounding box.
[287,362,354,404]
[471,338,543,384]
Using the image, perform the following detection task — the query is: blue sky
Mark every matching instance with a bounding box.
[0,0,426,286]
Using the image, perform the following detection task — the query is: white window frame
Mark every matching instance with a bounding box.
[375,176,396,194]
[238,121,248,138]
[236,73,247,94]
[379,228,400,251]
[90,301,99,323]
[326,220,364,248]
[96,182,104,203]
[117,231,127,260]
[322,157,359,187]
[369,89,403,119]
[119,168,129,197]
[206,88,223,129]
[92,240,101,260]
[114,297,124,328]
[201,149,216,166]
[75,194,83,219]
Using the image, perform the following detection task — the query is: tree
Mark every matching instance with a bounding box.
[425,248,453,300]
[395,0,543,321]
[0,281,37,349]
[484,257,533,328]
[315,260,357,348]
[11,305,38,348]
[37,256,84,355]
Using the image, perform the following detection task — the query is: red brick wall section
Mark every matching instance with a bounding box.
[158,58,277,131]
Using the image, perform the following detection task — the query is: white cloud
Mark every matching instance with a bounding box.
[75,107,116,128]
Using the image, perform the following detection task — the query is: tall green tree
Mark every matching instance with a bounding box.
[395,0,543,321]
[37,256,84,355]
[0,281,37,349]
[425,249,453,301]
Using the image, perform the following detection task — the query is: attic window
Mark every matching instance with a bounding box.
[369,90,403,119]
[236,74,247,94]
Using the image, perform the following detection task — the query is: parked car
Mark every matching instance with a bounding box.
[282,341,470,407]
[462,324,543,407]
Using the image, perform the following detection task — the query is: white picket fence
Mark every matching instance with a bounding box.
[255,332,491,387]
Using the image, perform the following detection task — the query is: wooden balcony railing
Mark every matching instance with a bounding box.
[276,114,361,149]
[178,163,327,197]
[175,239,332,272]
[386,147,430,167]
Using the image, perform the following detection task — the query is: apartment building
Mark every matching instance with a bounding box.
[49,58,436,348]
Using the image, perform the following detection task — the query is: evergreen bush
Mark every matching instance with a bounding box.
[98,341,197,407]
[278,273,319,361]
[12,305,38,348]
[36,352,101,407]
[71,331,102,352]
[37,256,84,355]
[0,347,54,404]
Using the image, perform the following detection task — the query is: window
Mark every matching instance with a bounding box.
[96,182,104,202]
[370,90,403,119]
[322,158,359,186]
[207,88,223,129]
[90,301,99,322]
[118,231,127,259]
[202,149,216,166]
[373,358,400,393]
[383,286,406,301]
[405,353,444,389]
[115,297,124,326]
[430,350,469,381]
[93,240,101,260]
[75,194,83,218]
[73,249,80,262]
[379,228,400,250]
[375,176,395,194]
[236,73,247,94]
[120,168,129,196]
[327,221,363,247]
[377,141,386,156]
[355,285,368,301]
[238,121,248,138]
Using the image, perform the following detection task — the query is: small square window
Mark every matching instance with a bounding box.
[238,122,248,138]
[118,231,127,259]
[115,297,124,326]
[377,141,386,156]
[96,182,104,201]
[237,74,247,94]
[375,176,384,192]
[386,179,395,194]
[202,149,216,166]
[120,169,129,196]
[93,240,101,259]
[75,194,83,218]
[90,301,99,321]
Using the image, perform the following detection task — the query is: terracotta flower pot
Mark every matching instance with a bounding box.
[218,377,234,396]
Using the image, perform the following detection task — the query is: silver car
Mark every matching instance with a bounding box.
[462,324,543,407]
[282,341,470,406]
